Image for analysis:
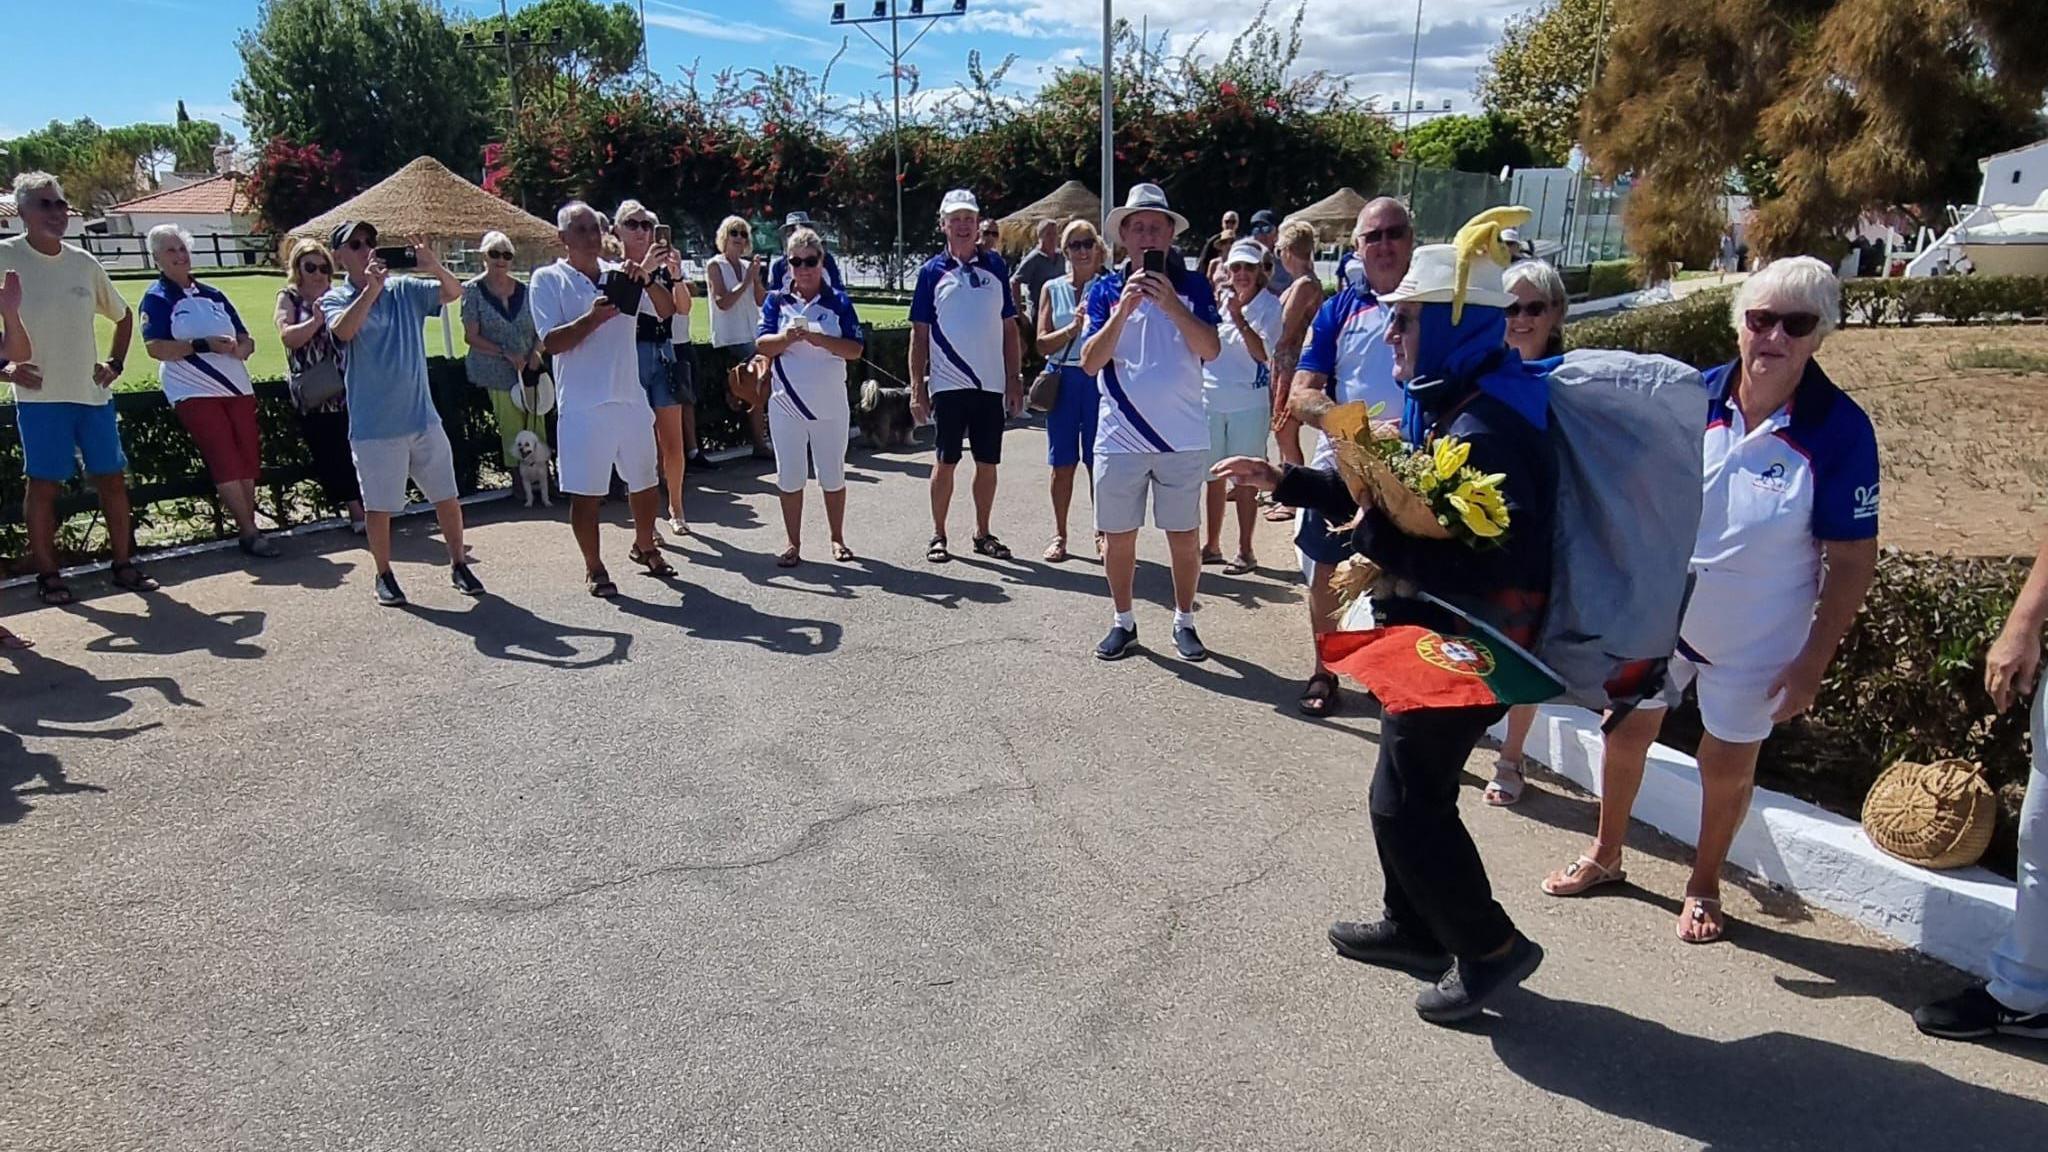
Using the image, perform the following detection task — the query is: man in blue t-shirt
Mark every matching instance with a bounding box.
[909,189,1022,563]
[1078,183,1222,662]
[322,220,483,607]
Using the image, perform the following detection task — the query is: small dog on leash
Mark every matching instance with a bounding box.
[856,377,917,449]
[513,429,553,507]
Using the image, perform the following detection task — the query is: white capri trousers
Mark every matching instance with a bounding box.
[769,404,850,494]
[557,400,660,497]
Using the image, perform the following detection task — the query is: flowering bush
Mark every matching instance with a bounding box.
[246,136,355,235]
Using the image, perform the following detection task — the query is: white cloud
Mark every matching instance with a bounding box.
[647,1,831,47]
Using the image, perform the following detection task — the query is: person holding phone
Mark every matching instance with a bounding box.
[530,200,678,598]
[757,227,864,567]
[460,230,542,471]
[707,215,770,459]
[614,200,691,536]
[323,219,482,606]
[1076,183,1222,662]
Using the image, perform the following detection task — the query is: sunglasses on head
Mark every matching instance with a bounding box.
[1504,300,1550,320]
[1744,309,1821,338]
[619,218,653,232]
[1358,224,1411,246]
[299,260,332,275]
[788,254,822,268]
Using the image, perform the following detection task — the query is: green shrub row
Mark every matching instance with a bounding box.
[1563,287,1738,368]
[1840,275,2048,327]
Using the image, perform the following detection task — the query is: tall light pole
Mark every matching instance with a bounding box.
[1101,0,1114,240]
[1403,0,1423,137]
[832,1,968,288]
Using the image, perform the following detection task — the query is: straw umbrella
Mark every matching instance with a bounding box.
[290,156,564,270]
[1284,187,1371,246]
[996,180,1103,254]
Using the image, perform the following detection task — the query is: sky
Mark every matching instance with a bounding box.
[2,0,1540,144]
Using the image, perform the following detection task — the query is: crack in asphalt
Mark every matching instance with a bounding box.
[465,780,1033,915]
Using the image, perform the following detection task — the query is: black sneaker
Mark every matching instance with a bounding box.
[374,571,407,607]
[1096,624,1138,661]
[1173,624,1208,662]
[1414,934,1544,1025]
[688,451,721,472]
[1914,985,2048,1042]
[1328,919,1453,980]
[450,562,486,596]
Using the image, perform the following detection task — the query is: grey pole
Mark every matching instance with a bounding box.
[1403,0,1422,137]
[1101,0,1114,240]
[892,0,905,287]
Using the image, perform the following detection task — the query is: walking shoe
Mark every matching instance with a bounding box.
[450,562,486,596]
[374,571,407,608]
[1096,624,1138,661]
[1415,934,1544,1025]
[1914,985,2048,1041]
[1328,920,1452,980]
[688,450,721,472]
[1173,625,1208,662]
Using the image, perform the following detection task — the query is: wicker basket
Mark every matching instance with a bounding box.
[1332,439,1453,539]
[1861,758,1997,870]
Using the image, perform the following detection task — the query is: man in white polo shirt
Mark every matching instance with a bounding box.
[1078,183,1223,661]
[531,200,678,597]
[909,188,1022,563]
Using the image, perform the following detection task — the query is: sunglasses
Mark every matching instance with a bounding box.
[1744,309,1821,338]
[1065,238,1098,252]
[1358,224,1411,246]
[27,196,69,212]
[299,261,332,275]
[619,218,654,232]
[788,255,823,268]
[485,250,514,261]
[344,238,375,251]
[1504,301,1550,320]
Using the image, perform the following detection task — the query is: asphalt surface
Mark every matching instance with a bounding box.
[4,429,2044,1151]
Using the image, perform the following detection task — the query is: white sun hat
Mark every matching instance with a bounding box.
[939,189,981,217]
[1381,206,1534,321]
[1106,183,1190,237]
[1224,238,1269,267]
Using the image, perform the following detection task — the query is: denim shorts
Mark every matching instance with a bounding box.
[16,400,127,481]
[1045,365,1098,469]
[637,340,680,409]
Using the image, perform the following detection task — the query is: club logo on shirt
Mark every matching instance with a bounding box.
[1750,461,1790,493]
[1853,482,1880,520]
[1417,634,1495,677]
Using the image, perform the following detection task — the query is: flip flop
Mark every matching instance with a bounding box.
[1541,855,1628,897]
[1678,895,1727,944]
[1298,671,1341,717]
[1044,536,1069,563]
[1223,553,1257,575]
[1263,505,1296,522]
[831,541,855,562]
[1200,549,1226,566]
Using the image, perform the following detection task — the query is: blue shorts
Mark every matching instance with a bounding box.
[637,340,680,409]
[1295,507,1357,567]
[17,400,128,482]
[1044,365,1099,468]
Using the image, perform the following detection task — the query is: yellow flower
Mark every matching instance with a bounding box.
[1433,437,1471,480]
[1448,494,1505,538]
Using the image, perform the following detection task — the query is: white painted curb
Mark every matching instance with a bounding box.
[1501,705,2017,977]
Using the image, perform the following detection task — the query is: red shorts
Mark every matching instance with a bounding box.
[176,394,263,484]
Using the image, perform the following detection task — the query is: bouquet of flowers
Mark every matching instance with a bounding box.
[1320,401,1511,544]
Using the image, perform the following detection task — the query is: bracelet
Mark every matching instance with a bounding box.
[192,338,211,355]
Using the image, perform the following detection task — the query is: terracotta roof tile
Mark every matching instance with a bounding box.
[108,175,250,215]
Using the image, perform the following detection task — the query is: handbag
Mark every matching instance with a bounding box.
[284,293,347,412]
[727,355,768,413]
[1025,366,1061,415]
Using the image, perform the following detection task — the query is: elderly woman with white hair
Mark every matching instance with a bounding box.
[1540,256,1881,945]
[461,229,543,469]
[757,226,864,566]
[140,223,278,558]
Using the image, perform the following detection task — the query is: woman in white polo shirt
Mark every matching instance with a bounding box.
[756,227,864,567]
[1540,257,1880,945]
[1201,239,1282,574]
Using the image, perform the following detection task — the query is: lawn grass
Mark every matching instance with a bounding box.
[1947,345,2048,374]
[51,271,912,394]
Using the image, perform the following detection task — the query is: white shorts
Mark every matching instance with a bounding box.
[1093,450,1207,534]
[1644,651,1785,744]
[352,424,459,513]
[557,401,659,497]
[769,405,850,494]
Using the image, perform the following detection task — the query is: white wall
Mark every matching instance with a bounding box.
[1978,142,2048,207]
[102,211,261,270]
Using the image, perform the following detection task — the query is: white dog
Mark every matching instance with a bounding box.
[513,429,553,507]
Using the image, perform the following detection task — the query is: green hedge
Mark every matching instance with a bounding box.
[1563,288,1738,368]
[1586,259,1636,300]
[1841,275,2048,327]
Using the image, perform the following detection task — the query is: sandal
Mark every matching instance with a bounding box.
[629,545,677,579]
[586,567,618,598]
[1200,549,1226,566]
[109,562,158,592]
[0,627,31,651]
[971,533,1012,560]
[1298,671,1342,717]
[831,541,855,562]
[927,535,951,564]
[776,546,802,569]
[1541,854,1628,897]
[1263,504,1296,522]
[34,572,74,607]
[1678,895,1726,944]
[1044,536,1069,563]
[1223,553,1257,576]
[1484,758,1527,807]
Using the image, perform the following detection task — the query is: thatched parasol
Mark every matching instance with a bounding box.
[290,156,564,266]
[1284,187,1371,245]
[996,180,1103,252]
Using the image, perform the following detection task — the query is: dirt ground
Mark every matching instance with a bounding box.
[1819,323,2048,556]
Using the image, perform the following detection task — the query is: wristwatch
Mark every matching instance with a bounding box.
[191,338,211,356]
[106,359,124,374]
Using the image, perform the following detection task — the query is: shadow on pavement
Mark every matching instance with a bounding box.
[1135,646,1385,744]
[1491,991,2048,1145]
[851,451,934,481]
[0,648,200,825]
[246,546,353,591]
[0,728,102,825]
[406,597,633,669]
[686,535,1009,610]
[609,581,842,655]
[67,591,267,661]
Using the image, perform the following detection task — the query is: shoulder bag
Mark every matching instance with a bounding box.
[284,291,347,412]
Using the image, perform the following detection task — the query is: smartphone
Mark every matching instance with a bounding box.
[655,224,672,248]
[374,245,418,270]
[1141,248,1167,277]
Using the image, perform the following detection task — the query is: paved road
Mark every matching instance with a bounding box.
[4,431,2042,1151]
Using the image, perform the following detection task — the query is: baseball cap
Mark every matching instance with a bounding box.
[940,189,981,217]
[329,220,376,248]
[1248,209,1279,235]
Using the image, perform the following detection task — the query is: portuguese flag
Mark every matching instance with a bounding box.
[1317,607,1565,714]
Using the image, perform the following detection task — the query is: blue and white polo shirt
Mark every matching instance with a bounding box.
[1683,359,1880,669]
[909,248,1014,396]
[759,285,862,423]
[139,275,253,404]
[1298,283,1400,468]
[1083,258,1221,454]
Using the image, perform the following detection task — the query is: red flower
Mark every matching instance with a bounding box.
[1220,81,1238,97]
[1264,98,1280,113]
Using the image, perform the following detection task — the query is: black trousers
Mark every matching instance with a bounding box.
[296,408,361,509]
[1370,703,1517,960]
